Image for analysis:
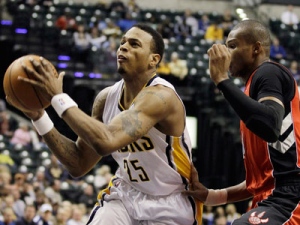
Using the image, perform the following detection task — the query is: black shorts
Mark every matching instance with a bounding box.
[232,182,300,225]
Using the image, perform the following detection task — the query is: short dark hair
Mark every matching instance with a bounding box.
[132,23,165,64]
[232,19,271,54]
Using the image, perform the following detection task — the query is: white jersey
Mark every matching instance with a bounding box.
[102,76,193,196]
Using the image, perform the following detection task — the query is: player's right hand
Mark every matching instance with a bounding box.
[23,110,45,121]
[207,43,231,85]
[6,96,44,121]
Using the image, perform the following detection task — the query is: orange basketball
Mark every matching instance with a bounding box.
[3,55,58,112]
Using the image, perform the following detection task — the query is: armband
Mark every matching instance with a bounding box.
[205,189,228,206]
[31,111,54,136]
[51,93,78,118]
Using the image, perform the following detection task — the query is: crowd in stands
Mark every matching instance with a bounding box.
[269,4,300,85]
[4,0,241,85]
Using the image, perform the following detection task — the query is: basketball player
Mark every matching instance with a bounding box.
[185,19,300,224]
[13,24,202,224]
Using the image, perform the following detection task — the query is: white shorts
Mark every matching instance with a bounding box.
[86,178,200,225]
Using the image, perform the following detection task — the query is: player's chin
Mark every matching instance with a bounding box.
[117,66,126,75]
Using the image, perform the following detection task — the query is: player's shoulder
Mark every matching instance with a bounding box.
[94,86,112,103]
[92,86,113,119]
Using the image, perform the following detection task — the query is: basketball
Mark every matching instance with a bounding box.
[3,55,58,112]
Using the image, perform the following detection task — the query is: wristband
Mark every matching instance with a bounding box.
[51,93,78,118]
[31,112,54,136]
[205,189,228,206]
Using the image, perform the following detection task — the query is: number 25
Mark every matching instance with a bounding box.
[124,159,150,182]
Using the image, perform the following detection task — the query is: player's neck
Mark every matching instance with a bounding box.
[122,72,157,108]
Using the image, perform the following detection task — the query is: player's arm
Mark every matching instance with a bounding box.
[41,88,111,177]
[184,164,252,205]
[207,44,284,142]
[61,84,176,156]
[217,79,284,143]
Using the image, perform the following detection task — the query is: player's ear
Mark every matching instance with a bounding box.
[150,54,161,67]
[253,41,262,54]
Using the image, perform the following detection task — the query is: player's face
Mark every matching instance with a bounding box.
[117,27,153,76]
[226,28,256,79]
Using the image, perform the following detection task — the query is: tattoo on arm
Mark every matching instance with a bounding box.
[137,91,167,105]
[121,110,142,138]
[45,133,79,170]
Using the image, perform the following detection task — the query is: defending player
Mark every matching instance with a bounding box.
[185,19,300,224]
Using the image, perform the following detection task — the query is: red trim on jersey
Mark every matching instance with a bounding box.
[283,203,300,225]
[290,83,300,167]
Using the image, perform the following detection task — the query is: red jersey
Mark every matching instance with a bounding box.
[240,62,300,208]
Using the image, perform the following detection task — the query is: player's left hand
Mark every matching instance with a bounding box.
[182,164,209,202]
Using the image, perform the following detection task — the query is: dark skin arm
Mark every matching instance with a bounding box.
[9,88,110,178]
[184,164,253,204]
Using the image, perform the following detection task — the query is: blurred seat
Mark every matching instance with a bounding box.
[13,4,31,29]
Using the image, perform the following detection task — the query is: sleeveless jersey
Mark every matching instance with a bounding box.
[102,76,193,196]
[240,62,300,207]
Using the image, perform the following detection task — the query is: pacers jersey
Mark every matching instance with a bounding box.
[240,62,300,207]
[102,76,193,196]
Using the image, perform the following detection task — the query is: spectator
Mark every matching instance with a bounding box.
[198,13,210,33]
[270,37,287,62]
[289,60,300,84]
[214,215,227,225]
[78,184,96,211]
[72,24,92,63]
[10,123,32,148]
[174,17,192,43]
[93,165,113,190]
[33,191,48,213]
[66,206,86,225]
[101,19,122,37]
[55,8,77,31]
[32,168,47,192]
[2,193,24,220]
[117,12,137,32]
[0,166,13,196]
[44,154,69,184]
[29,127,46,151]
[157,55,171,78]
[0,100,17,139]
[0,150,16,172]
[156,18,174,40]
[90,14,107,32]
[202,205,214,225]
[44,179,63,205]
[107,0,127,18]
[33,204,53,225]
[0,207,17,225]
[98,38,118,78]
[168,51,189,86]
[89,26,107,49]
[53,207,69,225]
[15,204,36,225]
[59,201,73,222]
[204,20,224,42]
[183,9,199,36]
[220,9,236,37]
[12,173,34,205]
[225,204,241,224]
[281,4,299,28]
[8,188,26,219]
[127,0,140,14]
